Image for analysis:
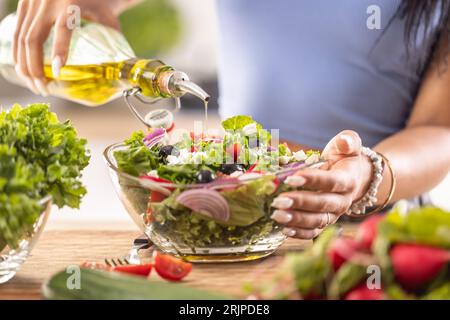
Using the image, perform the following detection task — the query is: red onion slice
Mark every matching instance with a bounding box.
[143,128,166,149]
[176,189,230,222]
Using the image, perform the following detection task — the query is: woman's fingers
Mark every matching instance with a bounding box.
[13,0,29,65]
[16,0,41,94]
[322,130,362,159]
[281,227,322,240]
[25,1,54,95]
[271,209,337,229]
[271,191,351,214]
[51,13,74,77]
[285,168,355,193]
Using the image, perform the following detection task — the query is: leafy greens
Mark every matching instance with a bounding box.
[0,104,90,248]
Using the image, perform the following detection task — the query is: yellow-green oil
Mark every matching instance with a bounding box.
[3,58,174,106]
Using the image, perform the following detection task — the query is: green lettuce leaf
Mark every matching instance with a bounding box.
[0,104,89,247]
[221,115,259,131]
[221,175,276,227]
[378,206,450,248]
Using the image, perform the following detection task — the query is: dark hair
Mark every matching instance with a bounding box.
[396,0,450,69]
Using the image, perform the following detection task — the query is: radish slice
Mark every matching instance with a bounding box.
[143,128,166,149]
[248,162,258,172]
[176,189,230,222]
[140,175,173,195]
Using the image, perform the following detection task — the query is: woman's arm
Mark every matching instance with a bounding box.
[375,38,450,202]
[270,36,450,239]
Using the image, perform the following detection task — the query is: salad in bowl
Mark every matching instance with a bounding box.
[104,115,322,262]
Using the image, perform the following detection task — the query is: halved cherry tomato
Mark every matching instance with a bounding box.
[113,264,152,277]
[153,251,192,281]
[150,190,167,203]
[226,143,240,162]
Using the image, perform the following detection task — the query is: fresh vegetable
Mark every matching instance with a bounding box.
[114,131,159,176]
[390,243,450,291]
[197,169,215,183]
[226,143,240,163]
[176,189,230,222]
[150,191,168,203]
[356,214,384,250]
[219,163,245,175]
[0,104,89,248]
[143,128,166,149]
[113,264,153,277]
[153,251,192,281]
[159,144,179,158]
[249,205,450,300]
[327,237,360,271]
[43,268,231,300]
[344,283,385,300]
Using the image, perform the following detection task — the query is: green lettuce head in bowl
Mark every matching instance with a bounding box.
[104,115,322,263]
[0,104,90,283]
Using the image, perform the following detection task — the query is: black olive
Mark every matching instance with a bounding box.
[197,170,215,183]
[219,164,245,175]
[159,145,179,158]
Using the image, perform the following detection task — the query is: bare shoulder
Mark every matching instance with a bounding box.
[408,35,450,128]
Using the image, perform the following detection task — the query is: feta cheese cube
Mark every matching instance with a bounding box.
[293,150,307,161]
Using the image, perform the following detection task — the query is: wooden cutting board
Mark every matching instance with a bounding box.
[0,226,357,299]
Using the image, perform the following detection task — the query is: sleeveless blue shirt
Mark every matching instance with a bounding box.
[216,0,439,148]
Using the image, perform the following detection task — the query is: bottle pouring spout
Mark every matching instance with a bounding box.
[174,79,210,102]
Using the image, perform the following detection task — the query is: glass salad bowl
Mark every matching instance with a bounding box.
[104,142,322,263]
[0,196,52,283]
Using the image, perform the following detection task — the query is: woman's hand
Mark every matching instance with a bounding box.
[13,0,123,96]
[271,130,373,239]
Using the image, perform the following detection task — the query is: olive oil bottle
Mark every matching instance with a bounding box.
[0,14,208,107]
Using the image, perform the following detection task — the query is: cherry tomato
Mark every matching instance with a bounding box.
[150,190,167,203]
[153,251,192,281]
[113,264,152,277]
[140,175,172,184]
[226,143,240,162]
[140,175,174,192]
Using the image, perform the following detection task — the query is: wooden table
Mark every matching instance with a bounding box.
[0,226,356,299]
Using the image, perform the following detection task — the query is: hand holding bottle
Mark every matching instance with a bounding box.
[12,0,136,96]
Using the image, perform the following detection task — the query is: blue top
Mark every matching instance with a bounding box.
[216,0,439,148]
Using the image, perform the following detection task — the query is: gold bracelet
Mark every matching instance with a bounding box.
[374,152,396,212]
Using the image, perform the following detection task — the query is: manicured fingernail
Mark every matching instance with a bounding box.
[25,77,39,95]
[340,134,353,146]
[285,175,306,187]
[52,56,62,77]
[270,210,293,224]
[34,79,49,97]
[15,65,25,78]
[282,228,296,237]
[271,196,294,209]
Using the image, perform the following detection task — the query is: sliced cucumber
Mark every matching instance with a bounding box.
[42,268,233,300]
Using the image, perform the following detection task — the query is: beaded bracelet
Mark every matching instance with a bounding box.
[346,147,384,215]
